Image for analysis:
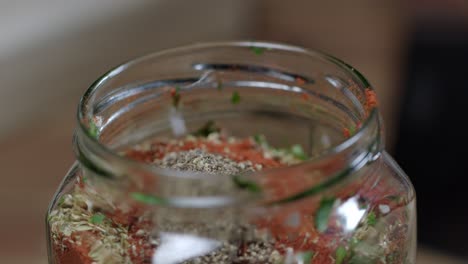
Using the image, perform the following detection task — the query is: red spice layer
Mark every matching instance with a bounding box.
[53,232,97,264]
[54,136,287,264]
[53,135,407,263]
[125,136,344,262]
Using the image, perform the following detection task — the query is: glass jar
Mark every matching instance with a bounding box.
[46,42,416,264]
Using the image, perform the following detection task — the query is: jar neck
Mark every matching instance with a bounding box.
[74,41,384,203]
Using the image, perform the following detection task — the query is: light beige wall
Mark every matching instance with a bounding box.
[0,0,256,138]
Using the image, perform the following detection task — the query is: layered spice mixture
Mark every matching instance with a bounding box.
[49,127,411,264]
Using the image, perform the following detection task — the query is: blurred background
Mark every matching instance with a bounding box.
[1,0,467,263]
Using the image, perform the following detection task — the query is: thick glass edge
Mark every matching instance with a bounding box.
[76,41,381,176]
[45,162,81,264]
[382,151,416,201]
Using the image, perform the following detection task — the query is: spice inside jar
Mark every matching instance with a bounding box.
[49,123,411,264]
[46,42,416,264]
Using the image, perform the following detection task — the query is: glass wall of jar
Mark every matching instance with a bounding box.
[46,42,416,264]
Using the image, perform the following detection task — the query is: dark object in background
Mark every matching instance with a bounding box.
[395,25,468,257]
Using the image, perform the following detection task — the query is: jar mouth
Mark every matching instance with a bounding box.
[76,41,380,195]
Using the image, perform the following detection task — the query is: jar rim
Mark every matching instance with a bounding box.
[76,41,379,181]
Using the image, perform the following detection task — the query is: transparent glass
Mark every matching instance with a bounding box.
[46,42,416,264]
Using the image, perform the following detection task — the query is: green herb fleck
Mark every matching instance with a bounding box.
[58,196,66,206]
[315,196,336,232]
[216,81,223,91]
[89,121,98,139]
[192,120,220,137]
[90,213,106,224]
[250,46,266,55]
[131,192,167,205]
[232,175,262,193]
[290,144,308,160]
[349,125,357,136]
[358,198,367,210]
[253,134,267,146]
[299,251,315,263]
[335,246,347,264]
[82,176,87,184]
[231,91,241,104]
[366,211,377,226]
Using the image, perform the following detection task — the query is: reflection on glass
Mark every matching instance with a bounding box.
[152,233,221,264]
[336,196,366,232]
